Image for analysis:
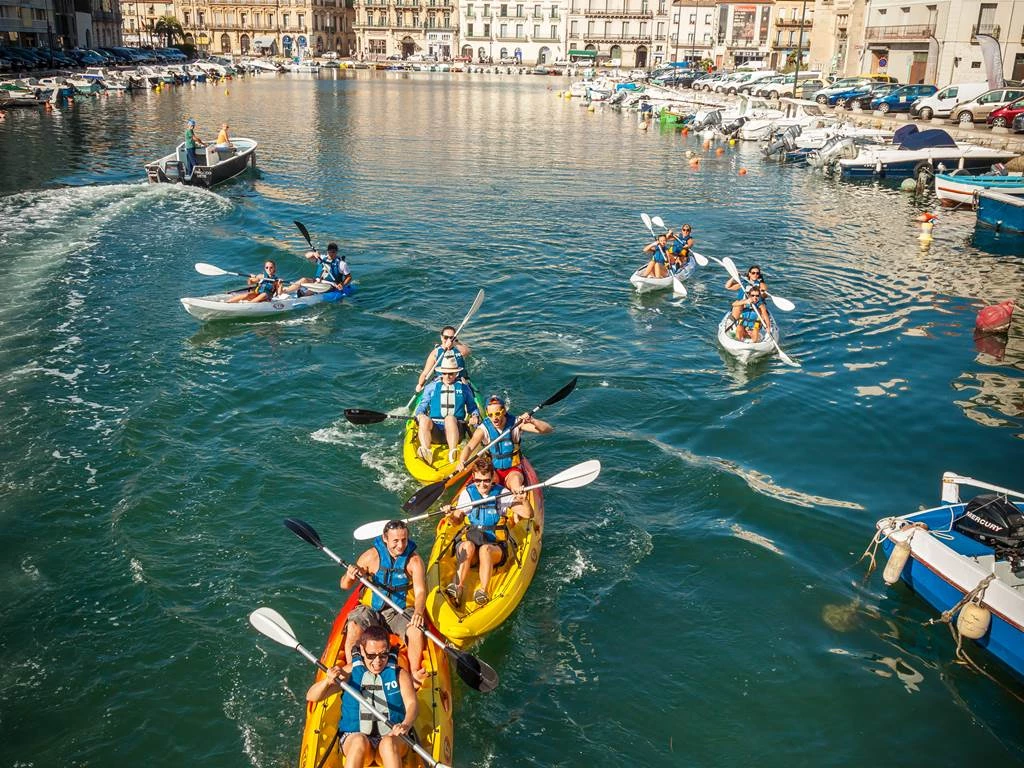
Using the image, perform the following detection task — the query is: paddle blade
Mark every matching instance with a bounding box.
[294,220,313,248]
[249,607,300,649]
[344,408,390,425]
[450,648,500,693]
[651,215,666,230]
[640,212,654,236]
[770,294,796,312]
[195,262,230,276]
[453,289,485,337]
[692,251,709,267]
[284,517,323,549]
[541,376,578,409]
[673,277,688,297]
[545,459,602,489]
[721,256,742,284]
[353,519,388,541]
[402,479,446,515]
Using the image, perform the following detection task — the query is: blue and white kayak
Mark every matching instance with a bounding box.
[876,472,1024,682]
[180,285,352,321]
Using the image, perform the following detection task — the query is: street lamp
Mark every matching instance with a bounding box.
[792,0,808,95]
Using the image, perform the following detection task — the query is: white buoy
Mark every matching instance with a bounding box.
[957,601,991,640]
[883,539,911,585]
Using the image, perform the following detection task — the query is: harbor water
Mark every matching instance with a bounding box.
[1,72,1022,767]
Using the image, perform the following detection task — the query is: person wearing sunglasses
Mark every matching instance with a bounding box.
[306,624,418,768]
[440,454,530,605]
[413,353,480,464]
[638,232,670,279]
[415,325,472,393]
[226,260,283,303]
[725,264,768,301]
[456,394,552,495]
[338,519,428,686]
[730,284,771,342]
[666,224,694,272]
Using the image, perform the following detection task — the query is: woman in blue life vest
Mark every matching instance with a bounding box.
[456,394,553,494]
[440,455,531,606]
[226,260,283,303]
[415,325,472,393]
[413,353,480,465]
[667,224,694,271]
[730,284,771,342]
[283,242,352,296]
[638,232,670,279]
[306,625,418,768]
[339,520,428,686]
[724,264,769,301]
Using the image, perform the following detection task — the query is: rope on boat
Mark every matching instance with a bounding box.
[858,518,926,579]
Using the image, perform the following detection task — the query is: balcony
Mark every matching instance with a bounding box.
[775,18,811,27]
[972,23,1000,40]
[581,10,653,19]
[726,38,765,49]
[583,33,653,43]
[863,24,935,41]
[496,34,528,40]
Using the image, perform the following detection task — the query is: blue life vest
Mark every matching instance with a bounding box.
[651,244,666,264]
[427,380,474,421]
[338,652,405,736]
[735,277,763,301]
[432,346,469,380]
[369,537,416,611]
[317,255,347,284]
[256,269,277,296]
[465,483,506,543]
[483,417,520,471]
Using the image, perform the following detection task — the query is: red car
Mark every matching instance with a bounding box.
[987,95,1024,129]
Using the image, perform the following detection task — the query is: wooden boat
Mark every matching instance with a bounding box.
[716,309,781,363]
[298,585,455,768]
[876,472,1024,682]
[976,188,1024,235]
[629,258,697,294]
[402,391,485,485]
[180,285,351,322]
[144,137,257,188]
[423,458,545,649]
[934,170,1024,206]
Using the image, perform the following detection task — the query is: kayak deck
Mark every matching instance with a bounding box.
[424,458,545,649]
[297,586,454,768]
[180,285,352,322]
[629,258,697,293]
[717,310,780,362]
[402,391,485,485]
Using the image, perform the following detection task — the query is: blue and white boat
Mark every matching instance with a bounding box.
[876,473,1024,681]
[976,189,1024,235]
[934,167,1024,206]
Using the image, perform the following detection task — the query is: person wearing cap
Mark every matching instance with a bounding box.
[415,326,471,392]
[282,242,351,296]
[638,233,669,279]
[730,283,771,342]
[183,118,205,178]
[414,353,479,465]
[339,519,428,687]
[667,224,694,272]
[456,394,552,494]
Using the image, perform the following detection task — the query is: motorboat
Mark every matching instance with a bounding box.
[145,138,258,188]
[738,98,837,141]
[975,188,1024,235]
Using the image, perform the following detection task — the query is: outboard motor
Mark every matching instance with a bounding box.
[806,137,856,169]
[691,109,722,131]
[763,129,798,157]
[720,115,747,136]
[955,494,1024,574]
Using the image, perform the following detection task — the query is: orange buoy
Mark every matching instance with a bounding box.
[689,158,700,167]
[976,300,1015,334]
[715,147,724,155]
[917,212,938,222]
[738,168,748,176]
[703,140,711,150]
[682,127,689,136]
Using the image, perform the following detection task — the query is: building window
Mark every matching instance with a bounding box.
[570,19,578,35]
[550,24,556,38]
[534,24,539,37]
[516,4,524,17]
[639,21,647,35]
[534,4,540,17]
[483,4,490,16]
[656,21,663,36]
[500,3,507,16]
[369,39,386,53]
[298,13,304,28]
[483,22,489,34]
[516,22,523,36]
[468,22,474,35]
[500,23,507,35]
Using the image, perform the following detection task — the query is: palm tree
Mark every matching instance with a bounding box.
[153,16,184,48]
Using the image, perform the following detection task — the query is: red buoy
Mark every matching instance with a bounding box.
[975,300,1015,333]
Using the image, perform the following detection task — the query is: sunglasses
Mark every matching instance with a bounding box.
[362,651,389,661]
[442,334,455,340]
[486,410,505,417]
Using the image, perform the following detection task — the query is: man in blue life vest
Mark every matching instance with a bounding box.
[638,232,669,279]
[456,394,553,495]
[415,325,472,392]
[226,260,283,303]
[731,284,771,342]
[283,241,352,297]
[339,520,428,686]
[414,353,479,465]
[306,625,418,768]
[440,455,531,606]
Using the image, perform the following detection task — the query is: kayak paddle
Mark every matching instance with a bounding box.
[194,262,333,293]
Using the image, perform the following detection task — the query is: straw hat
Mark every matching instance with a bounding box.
[436,354,462,374]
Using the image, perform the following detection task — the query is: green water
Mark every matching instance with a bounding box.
[1,71,1022,767]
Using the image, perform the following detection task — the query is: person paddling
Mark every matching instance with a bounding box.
[667,224,694,272]
[306,625,418,768]
[415,326,471,392]
[283,241,351,296]
[441,455,530,605]
[456,394,552,495]
[730,284,771,343]
[413,354,479,465]
[725,264,768,300]
[339,519,428,687]
[226,260,283,303]
[638,233,669,279]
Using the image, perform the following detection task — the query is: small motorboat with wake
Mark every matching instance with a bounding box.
[145,138,257,188]
[180,284,352,321]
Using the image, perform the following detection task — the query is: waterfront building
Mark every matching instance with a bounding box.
[706,0,774,69]
[668,1,717,65]
[1,0,73,46]
[769,0,813,69]
[89,0,124,47]
[458,1,566,65]
[352,0,457,61]
[806,0,866,76]
[565,0,673,69]
[121,0,173,47]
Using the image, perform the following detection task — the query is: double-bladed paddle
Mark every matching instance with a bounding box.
[401,376,579,514]
[651,215,711,267]
[294,219,317,252]
[720,256,800,367]
[194,262,332,293]
[249,607,452,768]
[282,518,498,693]
[356,459,602,541]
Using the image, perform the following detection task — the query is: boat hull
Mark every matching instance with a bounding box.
[298,586,455,768]
[839,147,1017,180]
[716,310,780,363]
[629,258,696,294]
[145,138,258,188]
[424,458,545,649]
[179,286,350,321]
[976,189,1024,235]
[934,172,1024,206]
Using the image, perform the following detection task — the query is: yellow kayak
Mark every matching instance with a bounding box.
[298,586,455,768]
[402,392,485,485]
[423,458,545,649]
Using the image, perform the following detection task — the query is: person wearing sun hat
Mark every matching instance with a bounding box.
[413,353,479,465]
[183,118,205,179]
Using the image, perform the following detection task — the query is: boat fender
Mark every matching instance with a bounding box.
[883,539,911,585]
[975,300,1014,334]
[956,600,991,640]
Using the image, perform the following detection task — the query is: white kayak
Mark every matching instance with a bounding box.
[180,285,352,321]
[629,258,697,294]
[717,309,781,363]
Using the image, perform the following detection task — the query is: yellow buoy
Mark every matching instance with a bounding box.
[919,221,933,242]
[957,601,991,640]
[883,539,911,585]
[729,138,736,146]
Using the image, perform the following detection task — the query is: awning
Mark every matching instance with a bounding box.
[568,50,597,57]
[253,36,276,49]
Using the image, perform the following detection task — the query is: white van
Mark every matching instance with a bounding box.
[910,82,989,120]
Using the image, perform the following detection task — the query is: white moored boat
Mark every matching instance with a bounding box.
[180,286,352,322]
[933,169,1024,206]
[717,309,781,363]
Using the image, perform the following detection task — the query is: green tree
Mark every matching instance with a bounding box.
[153,16,184,47]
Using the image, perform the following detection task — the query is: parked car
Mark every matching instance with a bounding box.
[910,82,991,120]
[951,87,1024,125]
[813,74,898,104]
[654,70,705,88]
[826,84,877,107]
[845,82,902,109]
[1013,112,1024,132]
[736,71,782,95]
[987,95,1024,128]
[693,72,731,91]
[871,84,937,113]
